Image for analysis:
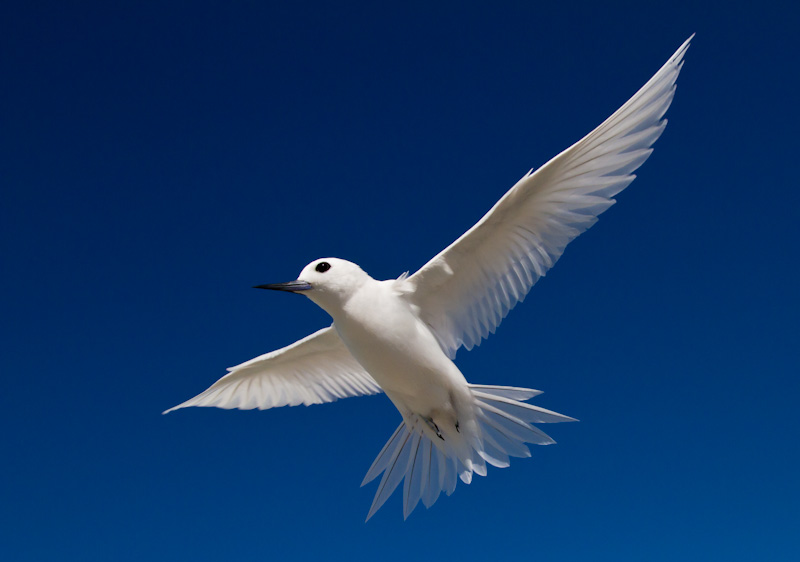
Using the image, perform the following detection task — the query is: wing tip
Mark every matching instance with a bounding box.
[673,34,695,64]
[162,399,195,414]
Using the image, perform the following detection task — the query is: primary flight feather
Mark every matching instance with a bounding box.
[166,36,693,520]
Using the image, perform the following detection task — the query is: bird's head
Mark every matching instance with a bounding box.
[254,257,371,314]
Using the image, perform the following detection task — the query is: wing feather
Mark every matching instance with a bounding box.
[163,326,382,414]
[407,36,692,358]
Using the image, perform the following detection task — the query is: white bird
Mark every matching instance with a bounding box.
[165,36,692,520]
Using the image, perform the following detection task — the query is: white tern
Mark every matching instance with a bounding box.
[166,36,692,520]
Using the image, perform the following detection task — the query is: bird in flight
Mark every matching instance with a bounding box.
[165,36,692,520]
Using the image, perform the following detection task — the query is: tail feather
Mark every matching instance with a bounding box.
[443,451,458,494]
[419,439,437,508]
[476,427,512,468]
[477,410,534,458]
[361,421,404,486]
[402,429,425,519]
[365,421,416,520]
[475,400,557,445]
[361,383,576,520]
[468,384,543,401]
[472,390,577,423]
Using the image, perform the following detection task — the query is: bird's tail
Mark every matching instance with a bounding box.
[360,383,576,520]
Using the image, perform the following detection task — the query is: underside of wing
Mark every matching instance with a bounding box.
[164,326,382,414]
[407,36,692,358]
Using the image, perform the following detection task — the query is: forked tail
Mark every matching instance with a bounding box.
[360,384,576,520]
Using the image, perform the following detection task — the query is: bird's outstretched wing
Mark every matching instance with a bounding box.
[407,36,692,359]
[163,326,382,414]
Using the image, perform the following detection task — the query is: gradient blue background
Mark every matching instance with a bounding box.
[2,1,798,560]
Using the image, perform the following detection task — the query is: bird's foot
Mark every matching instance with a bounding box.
[423,416,445,440]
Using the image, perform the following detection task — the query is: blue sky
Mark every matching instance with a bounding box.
[2,1,798,560]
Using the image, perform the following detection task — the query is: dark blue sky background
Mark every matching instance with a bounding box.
[2,1,798,560]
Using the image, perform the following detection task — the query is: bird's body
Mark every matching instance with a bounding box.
[321,267,481,479]
[331,272,464,419]
[166,36,693,520]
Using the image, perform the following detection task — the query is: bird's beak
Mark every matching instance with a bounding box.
[253,280,313,293]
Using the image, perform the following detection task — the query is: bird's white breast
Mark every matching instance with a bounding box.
[330,279,468,417]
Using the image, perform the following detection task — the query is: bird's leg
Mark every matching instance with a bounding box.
[423,416,445,440]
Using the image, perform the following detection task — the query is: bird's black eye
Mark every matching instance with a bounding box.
[315,261,331,273]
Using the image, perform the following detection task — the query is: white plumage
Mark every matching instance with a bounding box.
[166,36,692,520]
[164,326,381,411]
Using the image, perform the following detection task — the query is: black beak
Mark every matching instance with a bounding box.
[253,280,313,293]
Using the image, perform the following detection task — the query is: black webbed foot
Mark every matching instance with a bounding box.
[424,416,445,440]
